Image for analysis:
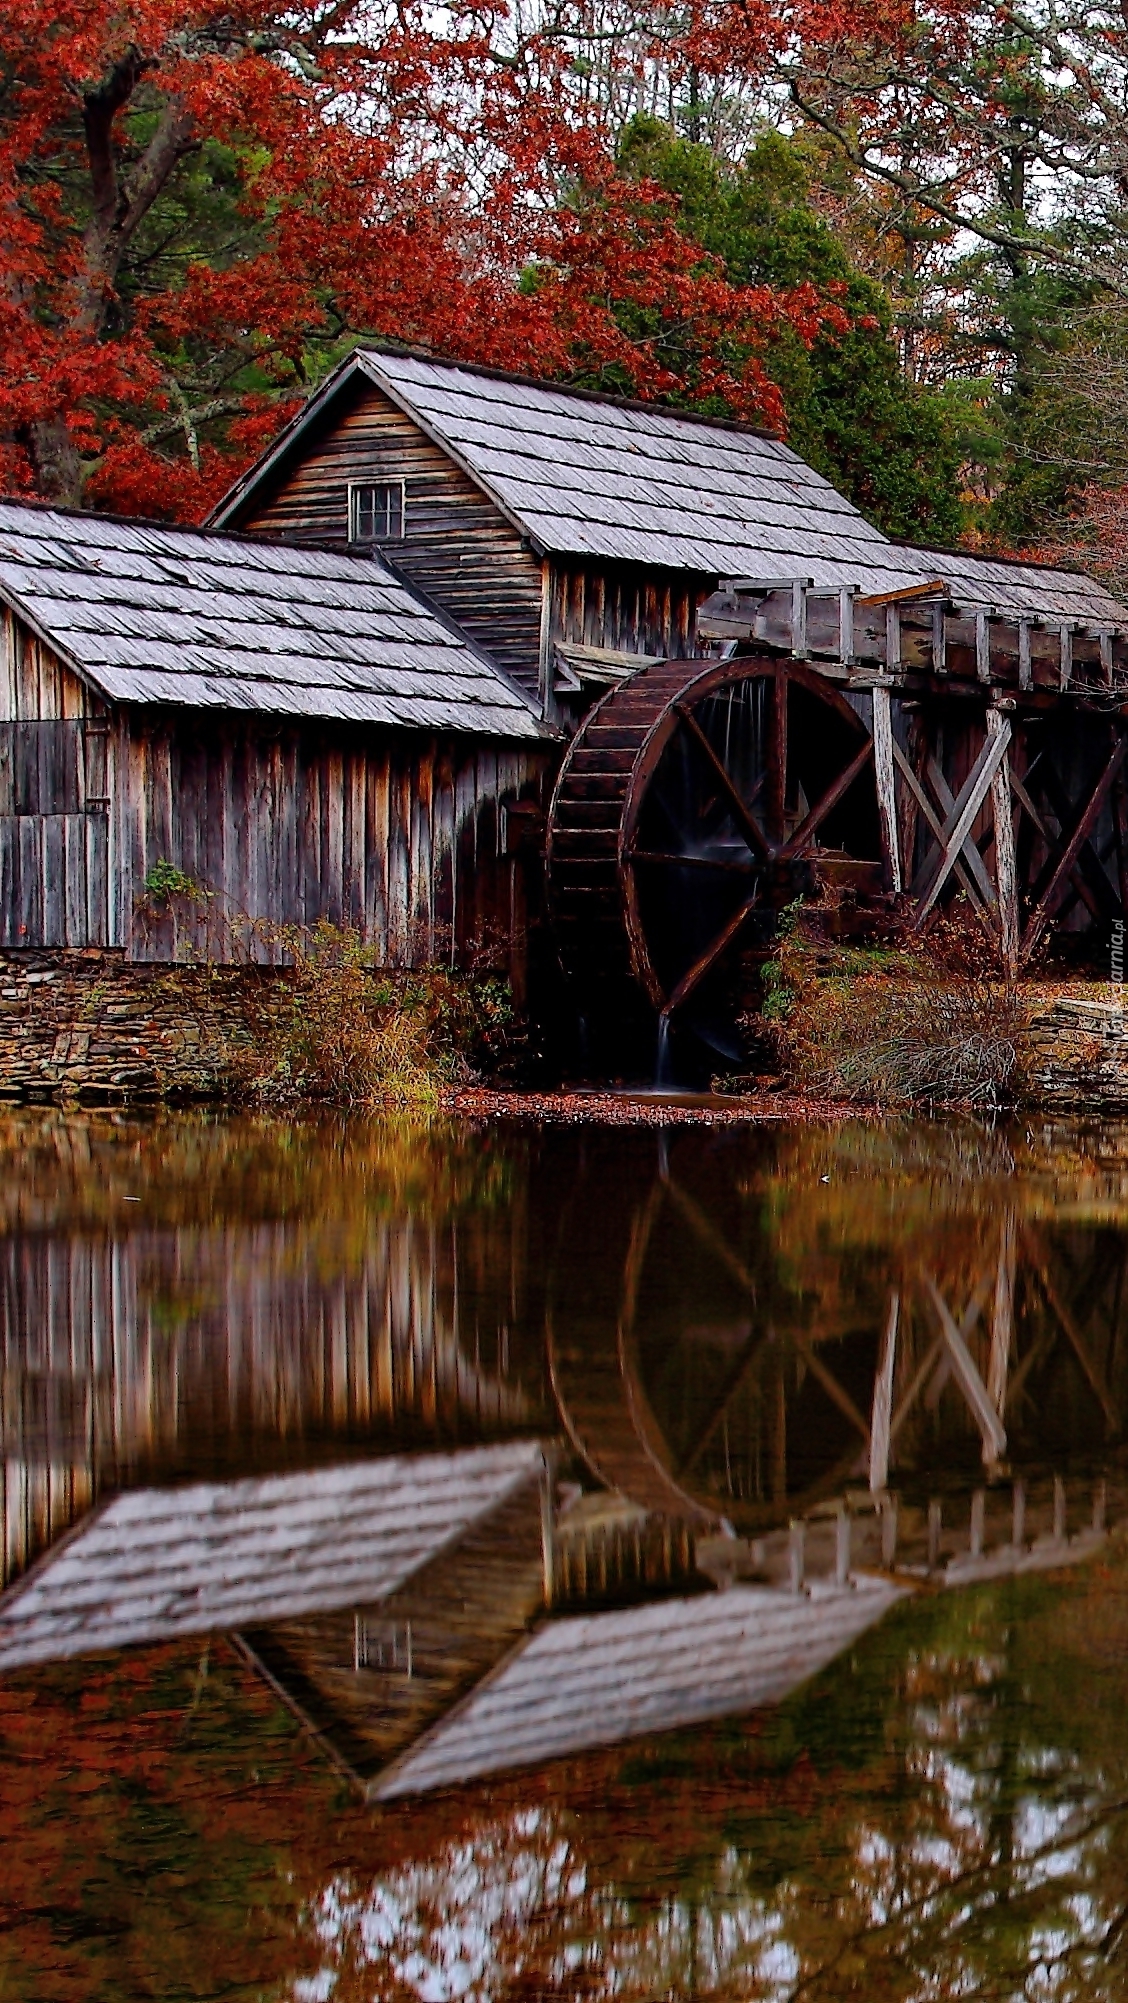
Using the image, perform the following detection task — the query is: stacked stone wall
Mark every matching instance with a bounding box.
[0,950,262,1104]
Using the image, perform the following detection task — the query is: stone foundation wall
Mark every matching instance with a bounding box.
[0,950,262,1105]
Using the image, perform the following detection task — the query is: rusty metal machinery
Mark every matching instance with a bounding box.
[546,655,883,1060]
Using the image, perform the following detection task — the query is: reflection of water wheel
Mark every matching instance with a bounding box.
[547,656,882,1053]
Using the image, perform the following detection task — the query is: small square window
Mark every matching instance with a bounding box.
[349,481,405,543]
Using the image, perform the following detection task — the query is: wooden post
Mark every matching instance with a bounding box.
[869,1289,899,1491]
[881,1494,898,1568]
[1012,1480,1026,1550]
[932,601,947,676]
[791,580,808,659]
[886,604,902,674]
[835,1504,852,1586]
[928,1498,942,1570]
[976,611,991,683]
[788,1519,806,1593]
[970,1489,986,1559]
[989,1210,1016,1412]
[1059,624,1073,691]
[872,688,902,894]
[1101,630,1115,687]
[540,1451,556,1607]
[1018,620,1033,692]
[839,587,854,663]
[988,711,1019,974]
[1053,1475,1067,1543]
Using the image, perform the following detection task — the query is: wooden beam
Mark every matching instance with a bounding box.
[1021,734,1128,961]
[922,1273,1008,1463]
[988,710,1020,974]
[839,588,854,662]
[886,603,902,673]
[869,1292,899,1493]
[856,579,948,607]
[871,687,901,892]
[1018,620,1033,692]
[779,735,874,861]
[932,601,947,676]
[976,611,991,683]
[1023,1233,1120,1437]
[675,704,772,861]
[791,579,808,660]
[912,723,1012,929]
[988,1212,1016,1415]
[662,892,759,1016]
[892,739,995,928]
[921,753,1000,914]
[1060,623,1074,691]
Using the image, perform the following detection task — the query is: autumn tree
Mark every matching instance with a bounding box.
[0,0,866,522]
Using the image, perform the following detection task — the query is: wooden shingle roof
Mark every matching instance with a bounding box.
[0,1443,547,1670]
[374,1576,904,1796]
[0,502,544,738]
[214,350,1127,630]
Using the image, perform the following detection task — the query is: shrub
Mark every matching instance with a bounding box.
[237,924,516,1108]
[761,902,1028,1108]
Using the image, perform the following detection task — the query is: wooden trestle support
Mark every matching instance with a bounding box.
[546,577,1128,1034]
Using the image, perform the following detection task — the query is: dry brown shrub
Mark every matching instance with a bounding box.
[234,924,515,1108]
[764,902,1030,1108]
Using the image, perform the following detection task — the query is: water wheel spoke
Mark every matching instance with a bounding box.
[627,849,757,874]
[778,736,874,861]
[663,892,759,1016]
[674,704,772,860]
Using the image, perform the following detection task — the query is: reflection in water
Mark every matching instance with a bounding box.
[6,1110,1128,1996]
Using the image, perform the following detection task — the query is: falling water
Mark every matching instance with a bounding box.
[655,1012,675,1087]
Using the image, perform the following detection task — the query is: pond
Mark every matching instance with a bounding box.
[3,1107,1128,2000]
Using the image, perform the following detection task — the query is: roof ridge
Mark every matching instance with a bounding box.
[0,493,394,562]
[353,341,784,443]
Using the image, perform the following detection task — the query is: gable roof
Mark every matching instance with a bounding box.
[211,349,1127,630]
[0,501,544,739]
[374,1576,904,1796]
[0,1442,547,1670]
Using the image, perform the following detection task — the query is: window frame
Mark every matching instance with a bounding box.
[348,478,407,545]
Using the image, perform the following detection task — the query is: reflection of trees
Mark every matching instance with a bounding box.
[299,1575,1128,2002]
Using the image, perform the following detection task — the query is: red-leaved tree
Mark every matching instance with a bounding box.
[0,0,852,520]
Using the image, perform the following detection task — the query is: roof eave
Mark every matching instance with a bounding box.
[0,576,117,709]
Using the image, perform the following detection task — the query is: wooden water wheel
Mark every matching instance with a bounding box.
[547,656,883,1051]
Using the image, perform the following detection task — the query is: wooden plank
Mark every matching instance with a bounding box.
[869,1292,898,1493]
[921,1274,1007,1462]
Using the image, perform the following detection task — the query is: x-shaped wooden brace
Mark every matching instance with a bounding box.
[895,721,1013,934]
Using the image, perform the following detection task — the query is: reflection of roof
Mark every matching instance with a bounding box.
[0,1443,545,1670]
[213,350,1127,628]
[374,1576,903,1796]
[0,501,543,737]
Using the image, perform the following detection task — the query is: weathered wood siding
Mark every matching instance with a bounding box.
[0,612,110,947]
[549,561,704,660]
[121,709,549,975]
[233,381,547,701]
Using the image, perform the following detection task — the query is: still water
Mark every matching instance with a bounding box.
[4,1109,1128,1998]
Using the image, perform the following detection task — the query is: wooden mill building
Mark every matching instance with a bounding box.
[4,345,1128,1031]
